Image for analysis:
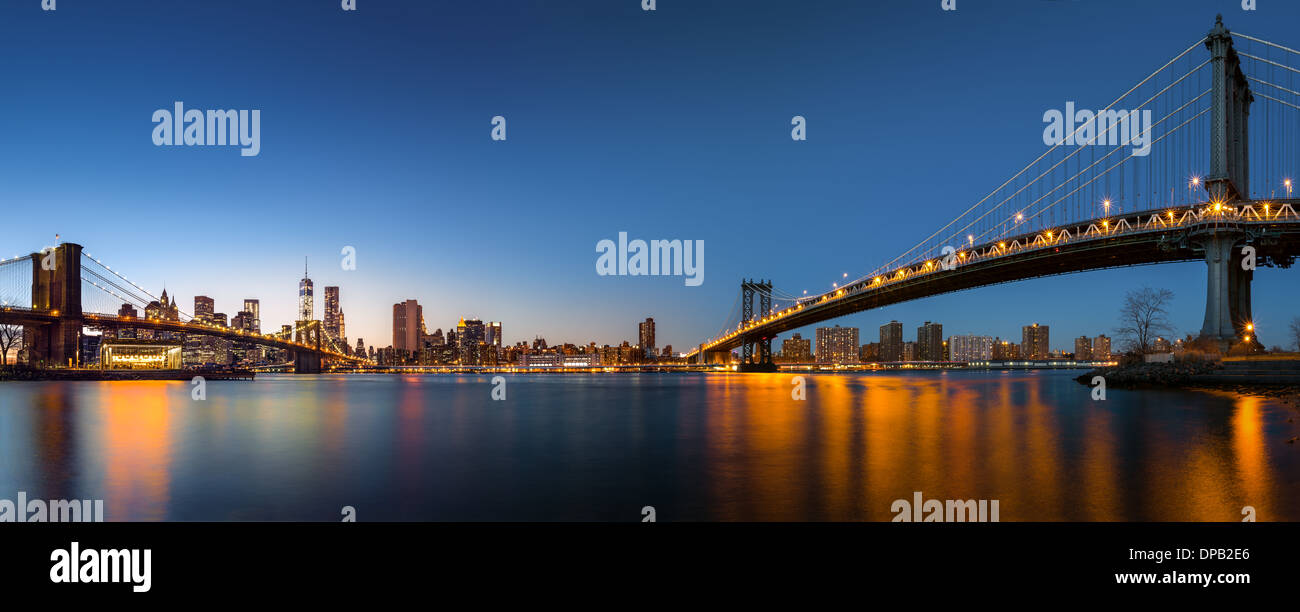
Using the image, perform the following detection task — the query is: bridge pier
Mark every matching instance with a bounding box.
[737,358,777,373]
[292,351,322,374]
[25,243,83,368]
[1232,244,1254,342]
[701,349,730,365]
[738,279,775,371]
[1195,230,1253,348]
[292,320,324,373]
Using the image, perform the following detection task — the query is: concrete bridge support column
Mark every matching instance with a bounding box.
[1196,232,1246,347]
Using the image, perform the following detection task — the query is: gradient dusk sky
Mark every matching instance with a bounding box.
[3,0,1300,352]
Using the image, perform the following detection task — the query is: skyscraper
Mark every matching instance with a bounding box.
[232,311,256,332]
[194,296,215,323]
[879,320,903,362]
[393,300,422,355]
[815,325,859,364]
[639,317,656,359]
[243,299,261,334]
[917,321,943,361]
[323,287,343,343]
[486,322,503,348]
[458,318,485,364]
[1022,323,1050,359]
[298,259,314,322]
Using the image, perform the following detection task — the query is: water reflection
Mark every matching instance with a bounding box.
[99,382,173,521]
[0,371,1295,521]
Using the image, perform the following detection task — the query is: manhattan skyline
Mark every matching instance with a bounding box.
[5,1,1300,353]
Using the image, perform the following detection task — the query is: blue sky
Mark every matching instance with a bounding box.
[3,0,1299,352]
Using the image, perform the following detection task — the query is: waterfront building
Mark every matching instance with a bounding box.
[949,335,994,361]
[992,337,1020,360]
[781,333,812,362]
[1074,336,1093,360]
[639,318,656,360]
[816,325,859,364]
[880,320,903,362]
[100,339,183,370]
[1022,323,1050,359]
[1093,335,1112,360]
[519,353,601,368]
[917,321,943,361]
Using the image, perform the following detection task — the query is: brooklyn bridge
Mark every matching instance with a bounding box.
[0,243,362,374]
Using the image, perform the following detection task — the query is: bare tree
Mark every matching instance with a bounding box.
[1290,317,1300,351]
[1115,288,1175,354]
[0,325,21,366]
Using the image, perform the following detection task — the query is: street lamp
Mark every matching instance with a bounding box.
[1286,179,1293,198]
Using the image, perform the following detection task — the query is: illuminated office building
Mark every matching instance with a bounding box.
[298,259,314,322]
[323,287,343,344]
[243,299,261,334]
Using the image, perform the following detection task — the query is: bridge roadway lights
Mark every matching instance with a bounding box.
[1194,230,1253,349]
